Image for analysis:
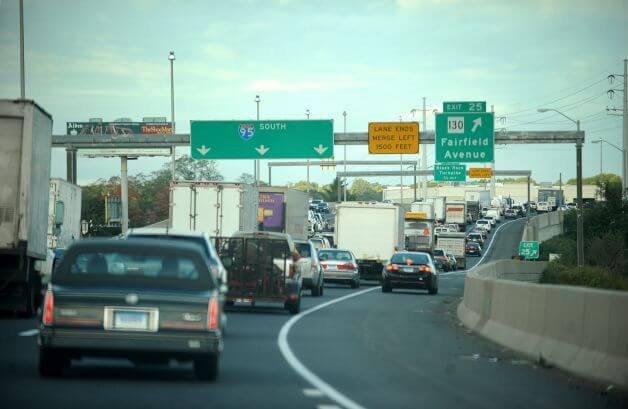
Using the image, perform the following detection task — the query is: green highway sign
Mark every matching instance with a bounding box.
[519,241,540,260]
[434,163,466,182]
[190,120,334,159]
[443,101,486,113]
[435,112,494,163]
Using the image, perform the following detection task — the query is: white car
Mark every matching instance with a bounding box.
[475,219,492,232]
[293,239,324,297]
[537,201,550,212]
[483,216,497,226]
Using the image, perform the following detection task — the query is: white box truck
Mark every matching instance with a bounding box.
[409,202,435,220]
[0,100,52,315]
[445,201,467,230]
[47,178,82,250]
[335,202,404,281]
[170,181,259,237]
[425,197,446,222]
[258,186,308,240]
[435,232,467,269]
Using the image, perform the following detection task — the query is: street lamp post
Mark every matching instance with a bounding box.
[168,51,176,181]
[255,95,261,184]
[592,138,625,169]
[538,108,584,267]
[343,111,347,201]
[306,109,310,195]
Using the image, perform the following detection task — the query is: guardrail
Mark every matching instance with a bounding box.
[458,259,628,389]
[522,211,563,242]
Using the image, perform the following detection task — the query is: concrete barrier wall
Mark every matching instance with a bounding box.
[458,259,628,389]
[522,211,563,242]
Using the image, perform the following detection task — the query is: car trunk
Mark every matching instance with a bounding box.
[50,286,210,332]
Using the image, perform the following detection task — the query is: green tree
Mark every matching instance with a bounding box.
[349,178,382,201]
[237,173,255,184]
[174,155,223,181]
[565,173,621,185]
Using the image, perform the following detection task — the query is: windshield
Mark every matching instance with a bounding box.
[405,220,430,231]
[318,250,352,261]
[433,249,445,257]
[126,234,220,268]
[390,253,430,265]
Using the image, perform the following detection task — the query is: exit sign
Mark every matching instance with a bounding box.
[443,101,486,113]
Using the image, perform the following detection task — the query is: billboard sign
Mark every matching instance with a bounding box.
[259,193,285,230]
[66,122,173,136]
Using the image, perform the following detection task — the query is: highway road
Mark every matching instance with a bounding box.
[1,218,625,409]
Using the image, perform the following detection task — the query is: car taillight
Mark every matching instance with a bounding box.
[43,290,54,325]
[419,265,432,274]
[207,297,218,330]
[386,264,399,271]
[338,263,356,270]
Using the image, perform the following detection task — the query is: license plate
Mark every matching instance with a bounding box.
[403,267,414,273]
[113,310,149,330]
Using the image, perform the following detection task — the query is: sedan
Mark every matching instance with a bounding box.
[382,252,438,294]
[38,238,222,381]
[466,241,482,256]
[432,248,452,272]
[318,249,360,288]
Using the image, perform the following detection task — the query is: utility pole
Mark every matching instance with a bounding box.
[624,58,628,197]
[19,0,25,99]
[255,95,261,184]
[343,111,348,201]
[168,51,176,181]
[421,97,427,200]
[490,104,496,200]
[306,109,310,195]
[576,119,584,266]
[608,59,628,197]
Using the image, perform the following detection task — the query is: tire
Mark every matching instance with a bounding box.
[319,282,324,296]
[311,283,320,297]
[287,295,301,315]
[428,279,439,295]
[39,348,68,377]
[194,353,219,381]
[382,283,392,293]
[350,280,358,289]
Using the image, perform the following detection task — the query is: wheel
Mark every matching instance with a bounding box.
[350,280,358,289]
[194,353,219,381]
[39,348,68,377]
[382,283,392,293]
[311,283,320,297]
[319,282,324,296]
[287,295,301,315]
[428,279,439,295]
[356,278,360,288]
[21,261,41,317]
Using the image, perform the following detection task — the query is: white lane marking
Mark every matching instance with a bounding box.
[318,405,342,409]
[18,329,39,337]
[303,388,325,397]
[467,218,522,272]
[279,287,379,409]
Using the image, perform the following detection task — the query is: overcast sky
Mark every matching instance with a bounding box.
[1,0,626,186]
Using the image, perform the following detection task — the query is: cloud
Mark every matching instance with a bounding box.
[245,76,361,93]
[203,42,236,60]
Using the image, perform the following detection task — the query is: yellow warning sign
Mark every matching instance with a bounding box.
[368,122,420,154]
[468,167,493,178]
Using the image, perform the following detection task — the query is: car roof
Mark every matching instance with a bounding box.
[64,237,206,257]
[127,227,209,238]
[393,251,431,257]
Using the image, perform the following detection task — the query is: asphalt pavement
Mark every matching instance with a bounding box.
[1,217,625,409]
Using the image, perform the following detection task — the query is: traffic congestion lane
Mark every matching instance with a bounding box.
[286,217,625,409]
[0,287,359,409]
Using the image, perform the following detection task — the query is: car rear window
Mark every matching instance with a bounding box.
[295,242,312,258]
[127,234,220,268]
[55,250,213,291]
[318,250,352,261]
[433,249,445,256]
[390,253,429,265]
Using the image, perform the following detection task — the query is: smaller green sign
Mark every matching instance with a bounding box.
[443,101,486,113]
[434,163,466,182]
[518,241,540,260]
